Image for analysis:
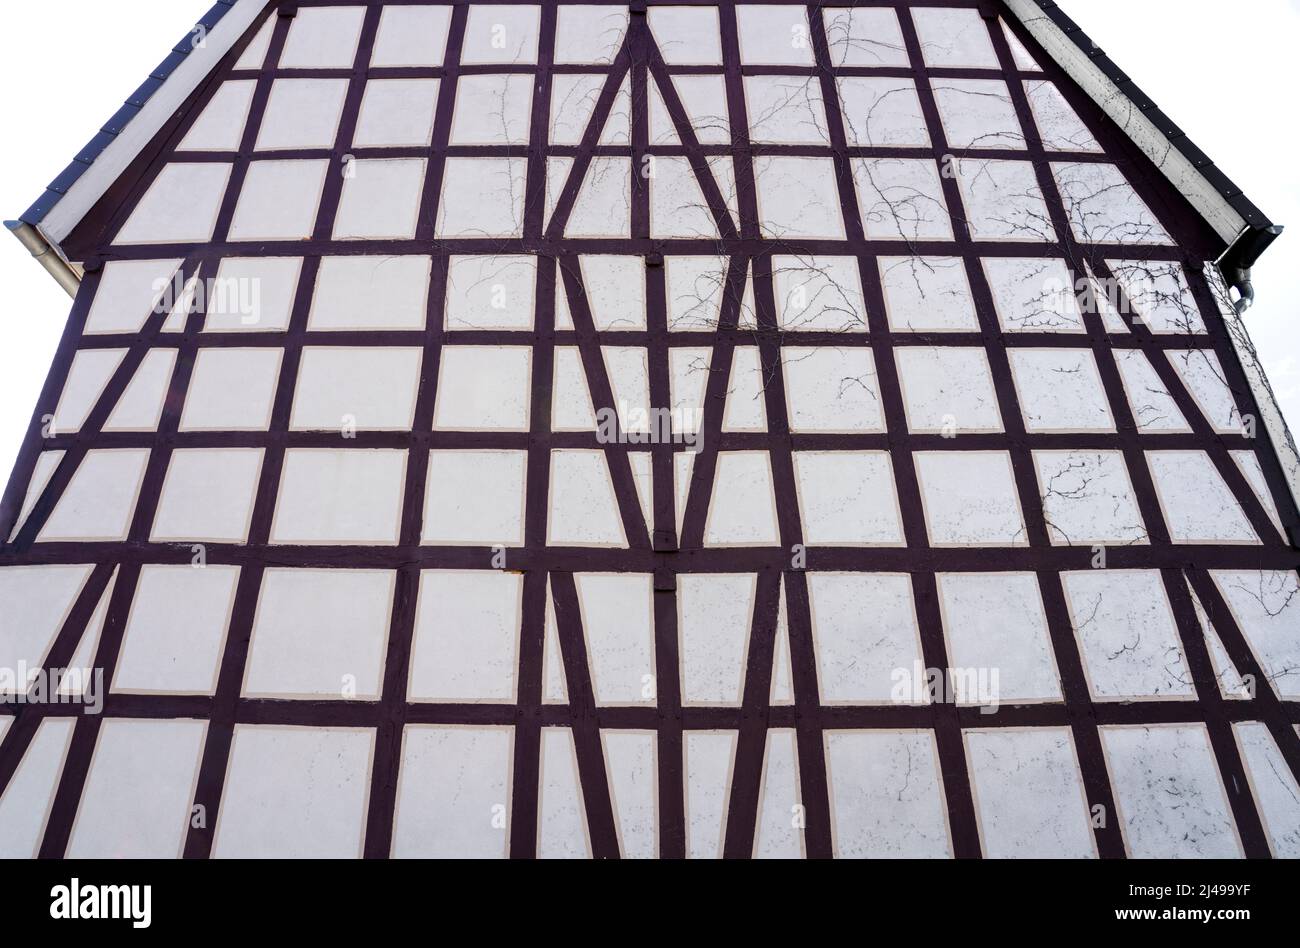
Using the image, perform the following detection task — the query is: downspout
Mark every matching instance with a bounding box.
[1227,271,1254,314]
[1217,223,1284,315]
[4,220,80,298]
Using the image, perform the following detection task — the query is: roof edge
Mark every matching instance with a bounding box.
[1004,0,1279,263]
[12,1,1283,296]
[19,0,272,252]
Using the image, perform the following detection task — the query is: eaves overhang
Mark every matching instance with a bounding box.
[4,0,272,293]
[6,0,1286,302]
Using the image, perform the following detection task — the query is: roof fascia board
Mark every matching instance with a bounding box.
[1003,0,1249,247]
[36,0,273,248]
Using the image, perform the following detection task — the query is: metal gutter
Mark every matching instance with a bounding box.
[4,221,79,298]
[1218,223,1285,315]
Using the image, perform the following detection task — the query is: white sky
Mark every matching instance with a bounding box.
[0,0,1296,477]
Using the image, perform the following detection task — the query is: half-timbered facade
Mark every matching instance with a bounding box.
[1,1,1297,858]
